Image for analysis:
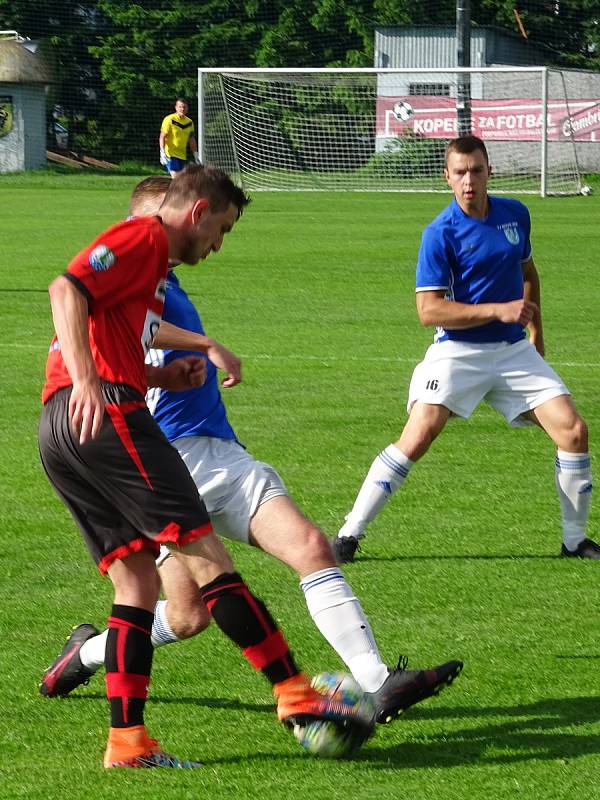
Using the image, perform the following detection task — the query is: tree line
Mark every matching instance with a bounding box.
[1,0,598,162]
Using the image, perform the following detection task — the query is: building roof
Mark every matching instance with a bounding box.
[0,39,55,84]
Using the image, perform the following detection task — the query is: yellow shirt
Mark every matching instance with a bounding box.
[160,113,195,159]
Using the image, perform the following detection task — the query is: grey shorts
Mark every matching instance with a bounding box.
[156,436,287,566]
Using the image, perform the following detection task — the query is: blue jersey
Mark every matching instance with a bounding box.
[416,196,532,344]
[146,271,238,443]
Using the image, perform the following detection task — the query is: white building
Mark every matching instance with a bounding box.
[0,34,54,173]
[374,26,600,176]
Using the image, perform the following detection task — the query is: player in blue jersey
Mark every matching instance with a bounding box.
[42,175,463,726]
[334,135,597,564]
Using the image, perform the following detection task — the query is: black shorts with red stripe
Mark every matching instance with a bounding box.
[39,383,212,573]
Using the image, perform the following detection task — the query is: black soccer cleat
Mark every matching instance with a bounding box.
[368,656,463,724]
[561,537,600,559]
[332,536,361,564]
[40,623,99,697]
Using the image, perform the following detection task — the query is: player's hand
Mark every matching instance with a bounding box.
[496,299,538,326]
[158,356,207,391]
[206,341,242,388]
[193,151,201,164]
[69,378,104,444]
[160,148,168,166]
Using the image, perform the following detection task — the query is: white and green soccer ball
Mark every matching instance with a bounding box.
[293,672,376,758]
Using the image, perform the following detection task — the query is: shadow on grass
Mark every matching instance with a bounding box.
[66,693,600,768]
[351,553,564,563]
[204,695,600,768]
[361,695,600,769]
[72,691,272,714]
[0,288,49,293]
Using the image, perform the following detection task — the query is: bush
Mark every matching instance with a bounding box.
[361,132,446,178]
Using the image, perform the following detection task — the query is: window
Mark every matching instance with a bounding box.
[409,83,451,96]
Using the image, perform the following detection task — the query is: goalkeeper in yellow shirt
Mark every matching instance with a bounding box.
[159,98,200,177]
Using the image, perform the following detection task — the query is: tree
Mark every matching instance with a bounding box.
[0,1,104,149]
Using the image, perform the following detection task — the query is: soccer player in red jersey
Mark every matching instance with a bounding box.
[41,177,463,732]
[39,166,362,768]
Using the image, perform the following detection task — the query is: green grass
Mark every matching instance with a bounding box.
[1,172,599,799]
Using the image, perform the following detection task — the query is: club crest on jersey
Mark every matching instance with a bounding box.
[498,222,520,246]
[89,244,116,272]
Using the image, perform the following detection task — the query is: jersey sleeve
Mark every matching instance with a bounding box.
[160,115,172,134]
[415,224,451,291]
[65,220,164,309]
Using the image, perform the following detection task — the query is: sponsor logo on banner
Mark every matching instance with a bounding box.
[89,244,116,272]
[560,102,600,141]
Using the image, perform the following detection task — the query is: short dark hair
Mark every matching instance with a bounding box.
[175,97,188,106]
[129,176,172,216]
[161,164,250,218]
[445,135,489,167]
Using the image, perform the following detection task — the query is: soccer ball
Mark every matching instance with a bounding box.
[292,672,376,758]
[393,100,414,122]
[581,184,593,196]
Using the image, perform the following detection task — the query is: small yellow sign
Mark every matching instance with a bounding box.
[0,96,13,138]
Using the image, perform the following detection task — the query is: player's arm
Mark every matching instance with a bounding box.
[153,320,242,387]
[146,356,206,391]
[189,134,200,163]
[522,257,544,356]
[159,129,168,165]
[47,275,104,443]
[416,290,538,329]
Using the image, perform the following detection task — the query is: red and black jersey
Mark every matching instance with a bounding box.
[42,216,169,404]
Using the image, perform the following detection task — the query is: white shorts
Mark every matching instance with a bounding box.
[407,338,570,426]
[156,437,287,565]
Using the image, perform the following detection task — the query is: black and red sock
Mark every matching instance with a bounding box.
[105,605,154,728]
[200,572,299,684]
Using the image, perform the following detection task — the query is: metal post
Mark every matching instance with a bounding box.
[540,67,548,197]
[197,70,205,163]
[456,0,472,135]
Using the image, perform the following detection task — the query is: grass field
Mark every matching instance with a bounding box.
[1,170,599,800]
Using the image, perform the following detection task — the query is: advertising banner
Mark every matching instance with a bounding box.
[377,96,600,142]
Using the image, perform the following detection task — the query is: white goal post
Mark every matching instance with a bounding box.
[197,66,588,195]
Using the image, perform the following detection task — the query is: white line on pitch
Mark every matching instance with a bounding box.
[15,343,600,369]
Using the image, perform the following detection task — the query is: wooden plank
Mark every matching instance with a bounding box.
[46,150,88,169]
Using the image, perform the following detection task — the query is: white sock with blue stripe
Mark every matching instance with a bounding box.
[338,444,413,539]
[555,450,593,551]
[80,599,178,671]
[300,567,389,692]
[150,599,179,647]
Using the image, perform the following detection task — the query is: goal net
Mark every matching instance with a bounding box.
[197,67,588,195]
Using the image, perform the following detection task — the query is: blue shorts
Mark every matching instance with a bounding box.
[166,156,187,173]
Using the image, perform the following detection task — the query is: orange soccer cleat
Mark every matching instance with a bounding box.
[103,725,202,769]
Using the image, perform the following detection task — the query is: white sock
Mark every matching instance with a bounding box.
[80,629,108,671]
[79,600,178,671]
[338,445,413,539]
[300,567,389,692]
[555,450,593,550]
[150,599,179,647]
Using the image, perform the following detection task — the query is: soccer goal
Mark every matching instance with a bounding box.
[197,66,591,196]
